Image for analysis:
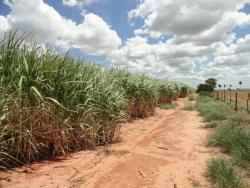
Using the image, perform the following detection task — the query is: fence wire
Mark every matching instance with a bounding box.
[213,90,250,114]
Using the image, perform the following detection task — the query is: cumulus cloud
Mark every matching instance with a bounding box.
[123,0,250,87]
[0,16,10,38]
[1,0,250,87]
[1,0,121,55]
[62,0,97,8]
[129,0,250,44]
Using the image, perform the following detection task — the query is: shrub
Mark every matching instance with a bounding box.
[197,83,214,93]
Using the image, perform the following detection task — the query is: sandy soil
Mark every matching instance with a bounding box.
[0,98,217,188]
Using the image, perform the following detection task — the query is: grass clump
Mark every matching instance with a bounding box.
[207,159,244,188]
[196,96,231,121]
[208,114,250,169]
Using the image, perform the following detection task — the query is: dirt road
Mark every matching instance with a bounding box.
[0,98,215,188]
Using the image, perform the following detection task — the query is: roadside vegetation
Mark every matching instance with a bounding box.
[196,96,231,121]
[188,94,195,101]
[196,94,250,187]
[207,159,244,188]
[0,32,191,169]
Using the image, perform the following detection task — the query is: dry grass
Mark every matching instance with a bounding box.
[216,90,250,103]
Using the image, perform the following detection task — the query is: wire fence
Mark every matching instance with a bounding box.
[213,90,250,114]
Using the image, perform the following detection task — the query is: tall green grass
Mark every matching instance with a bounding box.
[209,113,250,170]
[197,95,250,186]
[0,32,188,169]
[196,96,231,121]
[207,159,244,188]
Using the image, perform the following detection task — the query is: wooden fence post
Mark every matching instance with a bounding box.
[224,89,226,102]
[235,91,238,111]
[248,93,250,114]
[229,89,232,104]
[247,99,249,114]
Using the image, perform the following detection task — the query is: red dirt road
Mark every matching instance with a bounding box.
[0,98,215,188]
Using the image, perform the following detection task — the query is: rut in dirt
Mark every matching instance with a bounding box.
[0,98,216,188]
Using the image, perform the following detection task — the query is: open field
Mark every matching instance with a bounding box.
[214,90,250,112]
[216,90,250,103]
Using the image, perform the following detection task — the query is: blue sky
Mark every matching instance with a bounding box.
[1,0,250,88]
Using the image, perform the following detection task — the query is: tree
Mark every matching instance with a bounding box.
[197,83,214,93]
[239,81,242,90]
[205,78,217,89]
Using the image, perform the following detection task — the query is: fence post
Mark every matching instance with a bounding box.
[247,99,249,114]
[230,89,232,104]
[235,91,238,111]
[247,93,250,114]
[221,90,223,101]
[224,89,226,102]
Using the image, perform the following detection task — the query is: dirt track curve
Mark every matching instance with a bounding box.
[0,98,215,188]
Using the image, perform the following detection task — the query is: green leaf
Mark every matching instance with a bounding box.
[30,86,44,101]
[46,97,76,112]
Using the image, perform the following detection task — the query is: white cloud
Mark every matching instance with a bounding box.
[62,0,78,6]
[73,13,121,54]
[129,0,250,45]
[2,0,250,88]
[1,0,121,55]
[124,0,250,87]
[62,0,97,8]
[0,16,10,38]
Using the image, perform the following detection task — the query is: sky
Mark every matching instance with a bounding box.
[1,0,250,88]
